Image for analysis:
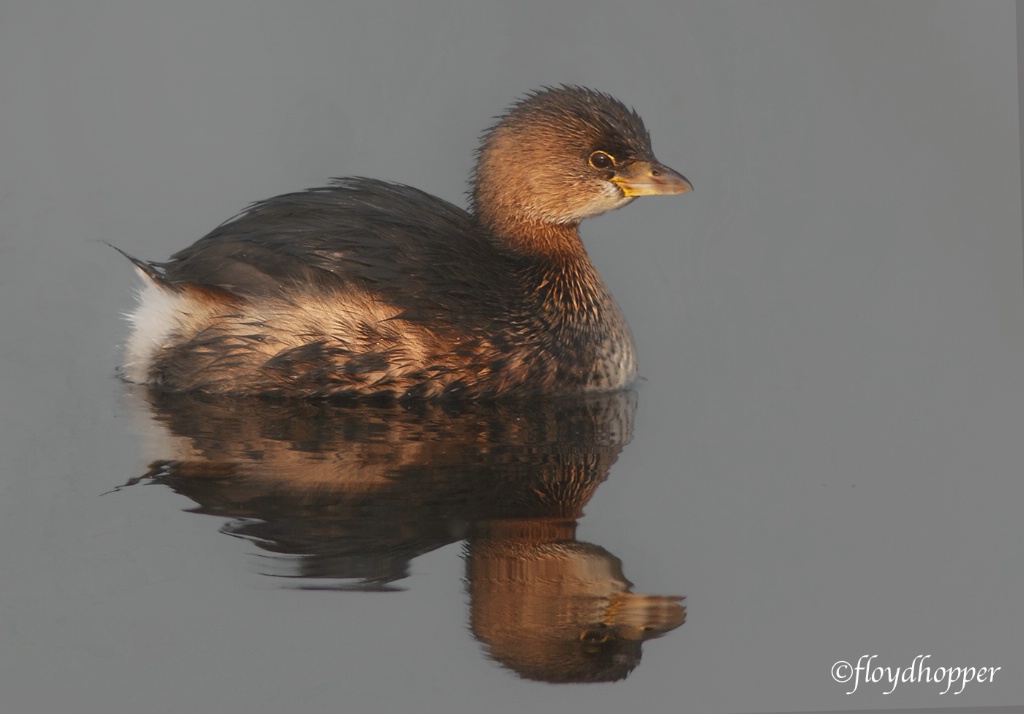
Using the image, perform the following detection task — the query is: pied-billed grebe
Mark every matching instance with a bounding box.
[119,86,691,399]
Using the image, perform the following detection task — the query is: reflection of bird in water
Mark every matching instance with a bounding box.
[117,86,690,399]
[467,519,685,684]
[121,388,685,681]
[128,389,638,582]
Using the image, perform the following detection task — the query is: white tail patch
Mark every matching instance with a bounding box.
[122,270,186,384]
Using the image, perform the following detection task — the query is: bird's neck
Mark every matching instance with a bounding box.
[480,218,613,326]
[482,215,637,391]
[481,215,588,260]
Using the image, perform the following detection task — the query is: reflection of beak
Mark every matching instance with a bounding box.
[603,593,687,640]
[611,161,693,196]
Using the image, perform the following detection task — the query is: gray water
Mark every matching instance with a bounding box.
[1,2,1022,713]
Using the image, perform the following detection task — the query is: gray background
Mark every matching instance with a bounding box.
[1,1,1021,712]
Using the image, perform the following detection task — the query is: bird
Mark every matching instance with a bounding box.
[117,85,691,400]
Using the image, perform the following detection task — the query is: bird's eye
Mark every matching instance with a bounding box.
[580,628,610,644]
[588,151,615,170]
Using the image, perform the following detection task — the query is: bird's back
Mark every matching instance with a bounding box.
[164,178,513,317]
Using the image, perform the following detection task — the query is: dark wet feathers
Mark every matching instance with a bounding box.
[159,178,522,324]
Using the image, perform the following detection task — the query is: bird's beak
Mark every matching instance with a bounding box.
[611,161,692,197]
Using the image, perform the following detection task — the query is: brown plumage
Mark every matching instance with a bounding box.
[119,86,691,399]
